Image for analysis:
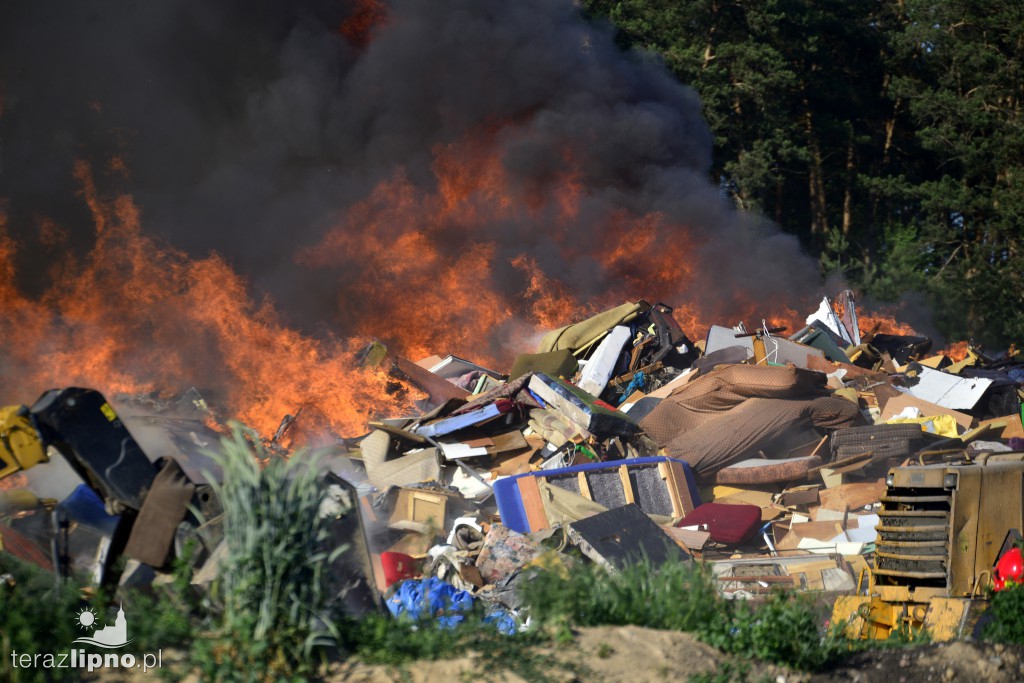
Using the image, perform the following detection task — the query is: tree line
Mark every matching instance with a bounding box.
[583,0,1023,348]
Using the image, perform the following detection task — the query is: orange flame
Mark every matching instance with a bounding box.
[944,340,970,362]
[857,310,920,338]
[298,125,741,363]
[0,162,413,442]
[1,123,934,444]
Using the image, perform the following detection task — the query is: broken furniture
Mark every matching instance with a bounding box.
[493,456,699,534]
[568,503,691,571]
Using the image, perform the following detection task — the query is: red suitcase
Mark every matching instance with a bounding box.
[677,502,762,545]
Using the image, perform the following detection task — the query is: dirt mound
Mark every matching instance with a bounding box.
[327,628,1024,683]
[89,627,1024,682]
[330,625,748,682]
[812,640,1024,683]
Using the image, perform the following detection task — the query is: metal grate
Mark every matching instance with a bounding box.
[874,489,952,588]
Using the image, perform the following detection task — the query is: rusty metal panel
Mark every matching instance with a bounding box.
[949,466,982,596]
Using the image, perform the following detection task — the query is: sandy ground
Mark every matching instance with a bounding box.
[330,625,738,682]
[329,627,1024,683]
[88,626,1024,682]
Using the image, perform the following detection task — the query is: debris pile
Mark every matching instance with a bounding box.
[2,292,1023,641]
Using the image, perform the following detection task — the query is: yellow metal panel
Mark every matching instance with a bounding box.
[949,467,982,596]
[923,597,971,641]
[877,585,915,602]
[0,406,47,479]
[834,597,932,641]
[831,596,871,639]
[892,466,947,488]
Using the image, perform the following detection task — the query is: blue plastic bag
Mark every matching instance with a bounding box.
[386,577,517,634]
[386,577,474,625]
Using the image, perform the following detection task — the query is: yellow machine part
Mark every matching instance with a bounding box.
[0,489,43,512]
[0,405,47,479]
[832,594,982,641]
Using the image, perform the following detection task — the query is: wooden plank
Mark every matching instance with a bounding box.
[716,575,795,584]
[879,393,973,430]
[978,414,1024,440]
[370,552,388,593]
[660,460,696,516]
[783,559,838,573]
[517,476,550,533]
[661,526,710,552]
[808,451,872,474]
[619,465,635,505]
[801,569,825,591]
[578,471,592,500]
[818,480,886,512]
[785,520,845,541]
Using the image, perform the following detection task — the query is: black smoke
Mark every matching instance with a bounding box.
[0,0,820,338]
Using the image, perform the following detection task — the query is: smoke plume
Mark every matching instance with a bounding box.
[0,0,822,421]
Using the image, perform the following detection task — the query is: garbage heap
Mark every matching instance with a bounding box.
[2,292,1022,636]
[338,293,1024,627]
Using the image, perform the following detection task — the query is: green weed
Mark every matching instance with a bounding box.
[523,555,720,632]
[983,580,1024,643]
[702,590,845,671]
[687,660,752,683]
[191,424,345,682]
[0,554,82,683]
[117,542,203,654]
[522,556,847,672]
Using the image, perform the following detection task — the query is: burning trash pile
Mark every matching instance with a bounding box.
[3,290,1023,647]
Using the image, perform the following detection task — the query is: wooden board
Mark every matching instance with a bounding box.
[619,465,636,504]
[979,413,1024,440]
[879,393,973,431]
[660,460,696,517]
[517,475,550,532]
[388,488,451,529]
[661,525,710,552]
[818,480,886,512]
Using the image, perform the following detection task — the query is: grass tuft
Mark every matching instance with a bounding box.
[193,423,342,682]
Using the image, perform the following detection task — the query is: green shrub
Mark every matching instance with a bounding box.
[344,613,483,665]
[119,587,196,653]
[192,424,344,682]
[686,660,752,683]
[702,590,843,671]
[522,556,845,672]
[983,581,1024,643]
[0,554,82,682]
[99,542,201,656]
[523,556,721,634]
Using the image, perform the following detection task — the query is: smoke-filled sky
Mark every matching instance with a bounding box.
[0,0,821,347]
